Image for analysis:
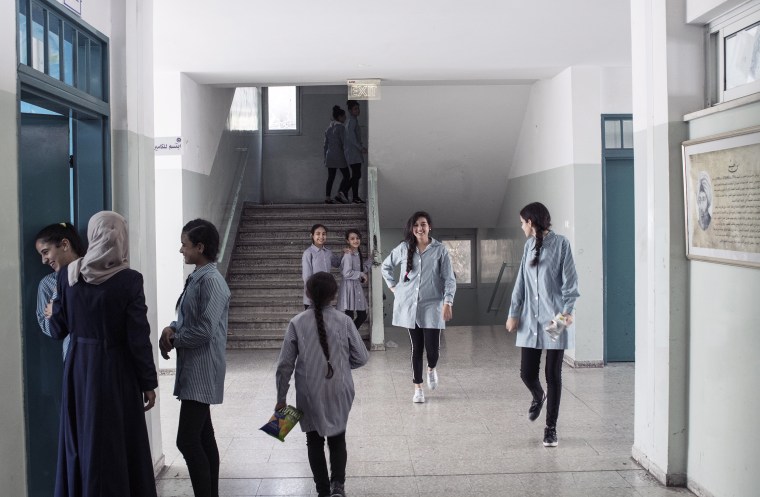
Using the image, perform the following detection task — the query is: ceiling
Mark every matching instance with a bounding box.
[153,0,632,86]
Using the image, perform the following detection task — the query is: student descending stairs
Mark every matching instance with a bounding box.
[226,202,371,348]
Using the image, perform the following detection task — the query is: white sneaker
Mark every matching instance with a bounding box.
[427,368,438,390]
[413,389,425,403]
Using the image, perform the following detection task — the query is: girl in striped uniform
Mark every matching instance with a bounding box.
[337,229,372,331]
[160,219,231,497]
[506,202,579,448]
[276,272,369,497]
[302,224,342,309]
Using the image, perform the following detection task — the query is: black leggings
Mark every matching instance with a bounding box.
[348,163,362,198]
[520,348,564,427]
[344,309,367,330]
[176,400,219,497]
[306,431,347,496]
[408,326,441,384]
[325,167,350,197]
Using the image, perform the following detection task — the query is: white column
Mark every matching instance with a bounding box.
[630,0,703,485]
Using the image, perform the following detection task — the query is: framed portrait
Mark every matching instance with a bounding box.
[682,125,760,268]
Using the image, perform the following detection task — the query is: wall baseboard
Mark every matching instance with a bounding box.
[632,445,687,487]
[153,455,166,478]
[687,477,717,497]
[564,357,604,368]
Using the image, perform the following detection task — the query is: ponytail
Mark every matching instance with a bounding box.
[306,272,339,379]
[519,202,552,267]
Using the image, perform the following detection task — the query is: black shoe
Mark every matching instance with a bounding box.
[352,196,366,204]
[335,192,349,204]
[543,426,558,447]
[528,392,546,421]
[330,481,346,497]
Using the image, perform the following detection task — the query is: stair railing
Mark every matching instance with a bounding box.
[367,166,385,350]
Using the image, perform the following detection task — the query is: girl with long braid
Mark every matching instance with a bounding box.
[506,202,579,448]
[381,211,456,404]
[275,272,369,497]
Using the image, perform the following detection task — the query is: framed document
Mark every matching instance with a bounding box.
[682,126,760,268]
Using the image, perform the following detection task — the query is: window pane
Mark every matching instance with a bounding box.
[77,33,88,91]
[725,20,760,90]
[89,40,102,98]
[19,1,28,65]
[63,24,75,85]
[604,120,622,149]
[442,240,472,285]
[622,120,633,149]
[228,87,259,131]
[267,86,297,130]
[48,13,61,80]
[31,3,45,72]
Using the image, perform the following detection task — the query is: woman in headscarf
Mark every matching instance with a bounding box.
[50,211,158,497]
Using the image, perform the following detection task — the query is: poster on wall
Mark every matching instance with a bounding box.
[682,126,760,268]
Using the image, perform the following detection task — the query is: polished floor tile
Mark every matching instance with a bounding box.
[157,325,695,497]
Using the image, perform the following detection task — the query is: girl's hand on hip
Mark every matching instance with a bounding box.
[506,317,519,333]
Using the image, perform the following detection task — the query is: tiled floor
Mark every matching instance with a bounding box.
[156,326,694,497]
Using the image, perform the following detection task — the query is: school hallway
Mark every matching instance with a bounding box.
[156,326,692,497]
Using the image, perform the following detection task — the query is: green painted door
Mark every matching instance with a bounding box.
[603,156,635,362]
[20,111,71,496]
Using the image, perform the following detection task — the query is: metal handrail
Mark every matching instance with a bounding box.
[486,262,518,313]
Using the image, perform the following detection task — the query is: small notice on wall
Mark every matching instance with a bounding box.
[63,0,82,16]
[155,137,184,155]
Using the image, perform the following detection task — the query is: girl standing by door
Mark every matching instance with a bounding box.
[381,211,456,404]
[506,202,579,448]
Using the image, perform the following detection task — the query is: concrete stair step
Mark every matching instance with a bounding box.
[240,217,367,227]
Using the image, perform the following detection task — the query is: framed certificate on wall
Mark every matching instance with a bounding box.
[682,126,760,268]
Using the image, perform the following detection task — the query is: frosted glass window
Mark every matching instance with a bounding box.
[267,86,297,131]
[228,87,259,131]
[725,20,760,90]
[76,33,88,91]
[442,239,472,285]
[63,24,75,85]
[89,41,102,98]
[622,120,633,149]
[604,120,622,149]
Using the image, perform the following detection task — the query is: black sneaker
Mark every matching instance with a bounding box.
[528,392,546,421]
[335,192,349,204]
[352,196,366,204]
[543,426,558,447]
[330,481,346,497]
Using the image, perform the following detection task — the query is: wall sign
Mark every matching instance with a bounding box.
[682,126,760,268]
[155,136,184,156]
[347,79,381,100]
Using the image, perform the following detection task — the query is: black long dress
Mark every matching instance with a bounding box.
[50,268,158,497]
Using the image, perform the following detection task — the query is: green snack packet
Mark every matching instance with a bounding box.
[260,405,303,442]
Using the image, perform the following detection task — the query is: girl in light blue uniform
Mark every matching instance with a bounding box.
[506,202,579,448]
[302,224,342,309]
[337,229,372,330]
[381,211,456,404]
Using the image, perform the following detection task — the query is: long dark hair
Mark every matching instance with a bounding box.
[332,105,345,121]
[306,272,339,379]
[35,222,86,256]
[519,202,552,267]
[403,211,432,282]
[344,229,364,271]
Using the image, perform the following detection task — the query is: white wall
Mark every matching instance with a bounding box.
[0,0,27,493]
[685,98,760,497]
[630,0,703,487]
[370,84,531,230]
[686,0,751,23]
[496,66,631,365]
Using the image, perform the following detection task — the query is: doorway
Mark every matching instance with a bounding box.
[602,115,635,362]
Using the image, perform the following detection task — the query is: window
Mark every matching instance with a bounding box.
[264,86,299,132]
[227,87,259,131]
[441,237,475,287]
[709,4,760,104]
[17,0,108,102]
[602,116,633,150]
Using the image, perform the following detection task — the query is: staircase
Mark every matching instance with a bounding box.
[226,202,371,348]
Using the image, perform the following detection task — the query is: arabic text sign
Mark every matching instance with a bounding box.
[155,137,184,156]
